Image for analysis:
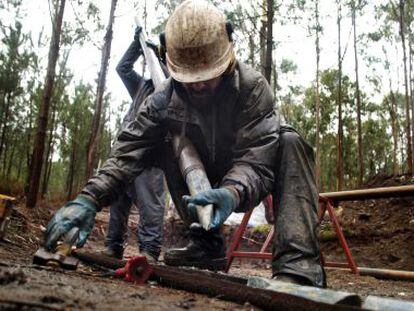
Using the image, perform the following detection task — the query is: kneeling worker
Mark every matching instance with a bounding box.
[44,0,325,287]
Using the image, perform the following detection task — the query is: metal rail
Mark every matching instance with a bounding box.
[73,251,360,310]
[320,185,414,203]
[319,185,414,278]
[326,266,414,282]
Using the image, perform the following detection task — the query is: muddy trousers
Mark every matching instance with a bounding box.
[155,126,325,286]
[271,125,325,287]
[105,167,166,258]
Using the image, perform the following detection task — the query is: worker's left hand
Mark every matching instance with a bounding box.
[44,194,98,250]
[183,187,240,230]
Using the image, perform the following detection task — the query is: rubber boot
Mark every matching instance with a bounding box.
[164,225,227,271]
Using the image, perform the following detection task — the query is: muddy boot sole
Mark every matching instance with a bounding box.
[164,256,227,272]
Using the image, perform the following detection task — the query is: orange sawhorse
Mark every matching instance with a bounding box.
[225,195,359,274]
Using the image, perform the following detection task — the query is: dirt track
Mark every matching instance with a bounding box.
[0,205,259,310]
[1,176,414,310]
[0,240,252,310]
[1,239,413,310]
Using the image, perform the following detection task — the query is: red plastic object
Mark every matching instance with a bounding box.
[115,256,154,284]
[225,195,359,275]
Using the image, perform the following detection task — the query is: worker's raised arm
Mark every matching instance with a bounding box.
[115,26,144,99]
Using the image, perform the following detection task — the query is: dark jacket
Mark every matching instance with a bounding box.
[83,62,280,212]
[115,40,154,124]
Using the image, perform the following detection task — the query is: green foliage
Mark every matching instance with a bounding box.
[279,58,298,74]
[0,13,38,194]
[251,224,272,235]
[281,67,397,191]
[367,31,382,42]
[0,0,115,199]
[1,0,414,200]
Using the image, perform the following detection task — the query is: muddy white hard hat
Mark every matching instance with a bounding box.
[165,0,234,83]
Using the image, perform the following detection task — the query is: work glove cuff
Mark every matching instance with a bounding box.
[222,186,240,211]
[74,194,99,212]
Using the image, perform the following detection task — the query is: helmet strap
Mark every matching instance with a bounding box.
[225,22,234,42]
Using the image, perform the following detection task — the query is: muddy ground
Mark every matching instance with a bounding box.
[0,209,252,311]
[0,175,413,310]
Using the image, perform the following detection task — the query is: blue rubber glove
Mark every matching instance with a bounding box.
[44,194,98,250]
[183,187,240,230]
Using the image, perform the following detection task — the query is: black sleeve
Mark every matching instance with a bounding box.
[82,84,170,207]
[116,40,143,99]
[121,79,154,126]
[220,77,279,212]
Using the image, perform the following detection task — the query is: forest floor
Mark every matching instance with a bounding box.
[0,174,414,310]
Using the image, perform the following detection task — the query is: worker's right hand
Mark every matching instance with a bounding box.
[44,194,98,250]
[183,187,240,230]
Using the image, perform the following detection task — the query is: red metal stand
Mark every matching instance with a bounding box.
[225,195,273,272]
[318,197,359,274]
[225,195,359,274]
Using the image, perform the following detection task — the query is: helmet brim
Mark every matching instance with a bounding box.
[167,46,233,83]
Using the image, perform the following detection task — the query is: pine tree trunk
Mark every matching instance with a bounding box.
[409,44,414,162]
[352,1,364,186]
[41,134,53,197]
[263,0,273,83]
[272,60,278,97]
[25,128,33,193]
[41,100,58,197]
[86,0,118,180]
[5,142,15,181]
[389,90,399,176]
[97,101,107,166]
[0,93,12,161]
[0,92,5,129]
[26,0,66,208]
[314,0,321,188]
[336,1,344,191]
[24,94,35,194]
[16,151,23,181]
[66,137,77,201]
[2,133,9,176]
[259,0,267,77]
[43,147,54,197]
[398,0,413,175]
[248,34,255,68]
